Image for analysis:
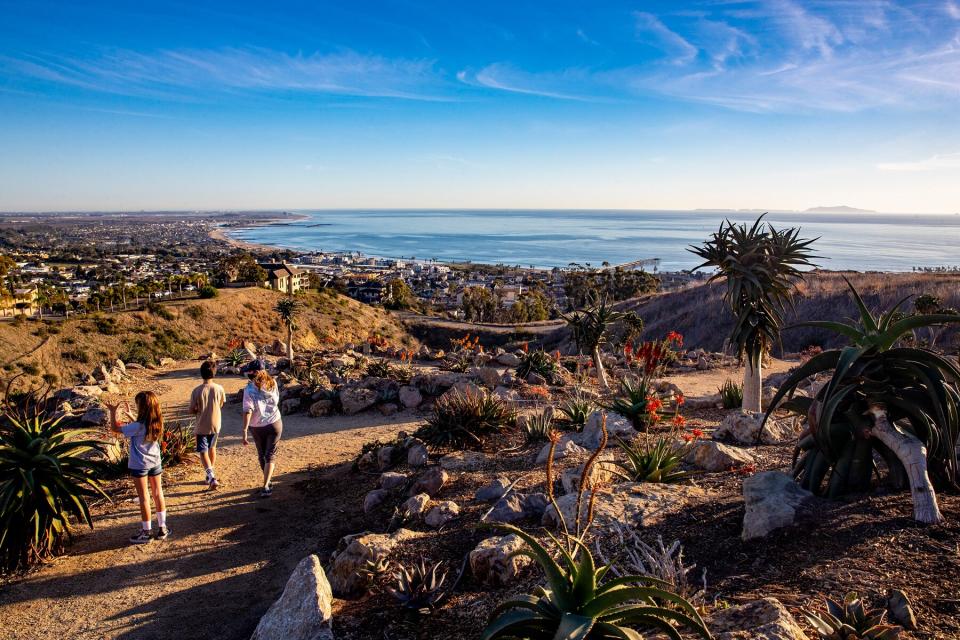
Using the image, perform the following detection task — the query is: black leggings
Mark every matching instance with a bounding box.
[250,421,282,470]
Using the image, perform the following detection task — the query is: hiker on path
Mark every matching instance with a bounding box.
[189,360,226,489]
[240,360,282,498]
[106,391,170,544]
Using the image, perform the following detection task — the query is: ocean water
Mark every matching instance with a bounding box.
[228,209,960,272]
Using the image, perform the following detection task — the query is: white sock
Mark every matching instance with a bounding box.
[156,511,167,528]
[205,467,213,479]
[142,520,152,531]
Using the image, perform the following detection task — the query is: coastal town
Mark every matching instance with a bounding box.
[0,211,701,321]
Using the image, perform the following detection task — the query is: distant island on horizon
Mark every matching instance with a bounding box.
[804,205,877,213]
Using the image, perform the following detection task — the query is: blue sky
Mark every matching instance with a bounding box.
[1,0,958,212]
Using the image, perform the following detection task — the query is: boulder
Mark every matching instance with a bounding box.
[400,493,431,519]
[424,501,460,528]
[158,357,175,367]
[470,366,503,389]
[709,597,809,640]
[482,494,527,524]
[308,399,332,417]
[579,411,636,449]
[686,440,755,471]
[441,381,482,401]
[526,372,548,386]
[328,529,416,597]
[409,467,449,497]
[251,554,334,640]
[886,588,917,630]
[398,385,422,409]
[363,489,391,513]
[543,482,706,531]
[92,364,112,383]
[714,412,796,445]
[406,443,428,468]
[684,394,722,410]
[281,398,301,414]
[439,451,487,472]
[536,437,587,464]
[742,471,813,541]
[496,353,521,367]
[520,493,549,519]
[378,403,398,416]
[378,472,408,490]
[474,477,511,503]
[339,387,379,415]
[65,385,103,400]
[492,386,519,402]
[469,535,532,587]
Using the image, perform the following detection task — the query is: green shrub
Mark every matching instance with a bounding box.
[0,414,106,572]
[94,316,118,335]
[160,420,194,466]
[184,305,205,320]
[224,348,249,367]
[198,285,218,299]
[18,363,40,376]
[719,379,743,409]
[119,339,156,366]
[146,301,174,321]
[415,390,515,450]
[62,348,91,364]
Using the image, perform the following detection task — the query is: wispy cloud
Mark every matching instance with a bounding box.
[877,152,960,172]
[459,64,603,101]
[0,47,450,101]
[947,1,960,19]
[633,12,699,64]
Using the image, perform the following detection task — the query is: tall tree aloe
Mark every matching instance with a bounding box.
[274,295,301,361]
[688,215,818,413]
[765,279,960,523]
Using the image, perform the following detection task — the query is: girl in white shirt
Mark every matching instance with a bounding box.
[241,369,282,497]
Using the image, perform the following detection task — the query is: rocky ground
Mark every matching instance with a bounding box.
[1,342,958,640]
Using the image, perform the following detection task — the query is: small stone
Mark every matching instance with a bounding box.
[401,493,431,518]
[376,446,396,471]
[482,494,527,524]
[398,385,422,409]
[520,493,549,518]
[469,535,532,587]
[363,489,391,513]
[309,398,332,417]
[709,597,809,640]
[742,471,813,541]
[379,471,408,490]
[496,353,520,367]
[409,467,449,497]
[536,437,587,464]
[475,477,511,502]
[526,372,548,385]
[424,501,460,528]
[406,443,428,467]
[886,589,917,630]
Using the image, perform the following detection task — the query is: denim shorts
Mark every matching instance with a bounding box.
[196,433,218,453]
[130,465,162,478]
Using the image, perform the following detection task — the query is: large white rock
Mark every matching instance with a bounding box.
[469,535,532,587]
[714,412,796,445]
[496,353,521,367]
[251,554,334,640]
[542,482,706,531]
[709,597,809,640]
[339,387,378,415]
[742,471,812,541]
[686,440,755,471]
[579,411,637,449]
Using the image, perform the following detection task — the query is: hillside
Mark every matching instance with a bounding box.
[0,287,416,389]
[633,271,960,353]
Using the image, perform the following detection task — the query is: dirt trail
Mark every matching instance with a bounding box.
[0,364,420,640]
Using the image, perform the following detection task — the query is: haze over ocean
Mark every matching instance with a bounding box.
[229,209,960,272]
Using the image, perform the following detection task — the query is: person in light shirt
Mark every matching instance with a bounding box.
[189,360,226,489]
[240,361,282,498]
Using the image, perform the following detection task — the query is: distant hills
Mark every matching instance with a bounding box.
[804,205,876,213]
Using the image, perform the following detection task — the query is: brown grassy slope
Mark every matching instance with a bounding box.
[0,287,416,388]
[634,271,960,354]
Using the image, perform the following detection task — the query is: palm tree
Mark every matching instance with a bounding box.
[766,279,960,523]
[274,296,301,360]
[688,215,818,413]
[562,295,622,389]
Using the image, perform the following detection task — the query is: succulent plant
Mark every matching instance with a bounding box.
[718,379,743,409]
[612,435,692,484]
[385,557,448,614]
[558,388,597,430]
[522,408,555,443]
[516,348,558,383]
[415,390,515,450]
[802,592,902,640]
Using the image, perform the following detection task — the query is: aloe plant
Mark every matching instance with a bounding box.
[802,592,901,640]
[482,525,711,640]
[612,436,692,484]
[689,215,818,413]
[765,278,960,523]
[385,557,449,614]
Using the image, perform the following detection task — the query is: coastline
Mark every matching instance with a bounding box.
[208,213,310,253]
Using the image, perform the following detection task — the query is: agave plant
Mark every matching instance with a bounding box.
[223,348,249,368]
[558,388,598,430]
[522,408,556,443]
[764,279,960,523]
[415,390,515,450]
[0,414,107,571]
[516,348,559,383]
[483,524,712,640]
[613,436,692,484]
[385,557,448,614]
[802,592,901,640]
[607,379,661,432]
[718,379,743,410]
[688,215,818,413]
